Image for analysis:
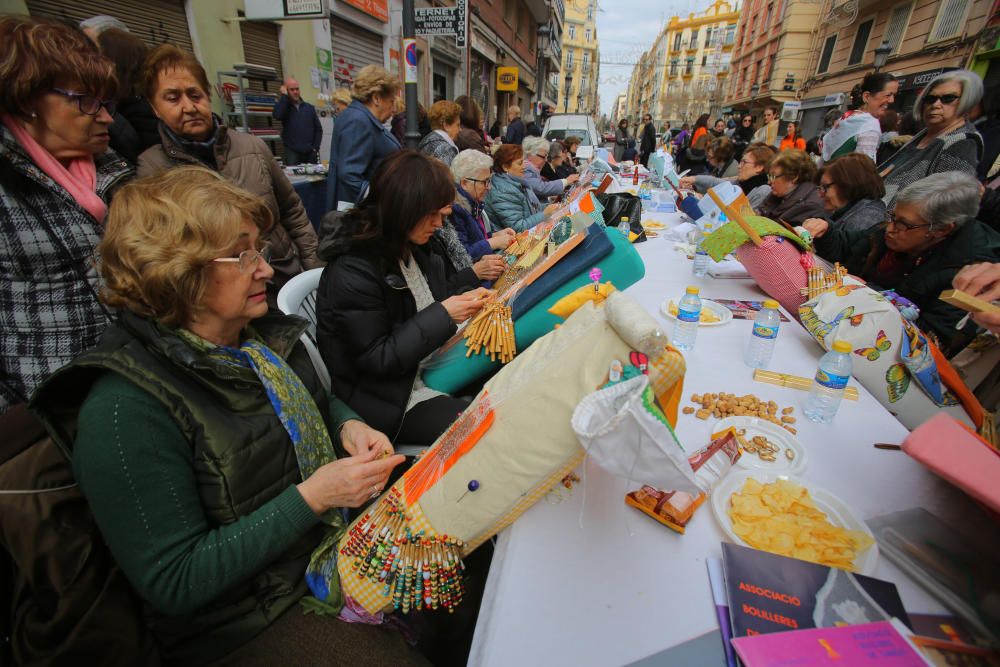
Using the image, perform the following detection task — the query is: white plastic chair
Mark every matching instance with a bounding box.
[277,269,425,457]
[276,268,331,393]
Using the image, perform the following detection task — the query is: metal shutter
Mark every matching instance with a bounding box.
[930,0,968,41]
[25,0,193,53]
[331,16,384,87]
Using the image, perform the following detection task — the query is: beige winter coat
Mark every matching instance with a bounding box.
[138,123,323,296]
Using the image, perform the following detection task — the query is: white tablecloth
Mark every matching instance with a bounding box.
[468,201,983,667]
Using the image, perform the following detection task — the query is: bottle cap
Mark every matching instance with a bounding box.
[685,286,700,295]
[832,340,851,353]
[763,299,779,309]
[621,216,629,222]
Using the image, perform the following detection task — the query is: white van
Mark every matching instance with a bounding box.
[542,114,599,152]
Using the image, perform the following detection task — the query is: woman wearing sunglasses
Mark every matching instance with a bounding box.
[812,171,1000,351]
[879,69,984,208]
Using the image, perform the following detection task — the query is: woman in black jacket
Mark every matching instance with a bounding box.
[315,151,488,446]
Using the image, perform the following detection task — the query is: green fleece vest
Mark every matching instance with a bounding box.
[32,311,329,662]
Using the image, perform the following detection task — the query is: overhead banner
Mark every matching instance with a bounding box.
[497,67,518,92]
[414,0,468,48]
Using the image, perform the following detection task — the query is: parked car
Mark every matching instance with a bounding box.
[542,113,600,153]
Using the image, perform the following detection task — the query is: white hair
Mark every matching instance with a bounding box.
[895,171,980,231]
[79,15,129,34]
[913,69,984,121]
[522,136,550,158]
[451,149,494,181]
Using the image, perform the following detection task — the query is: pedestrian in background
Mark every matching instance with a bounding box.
[614,117,630,162]
[823,72,898,163]
[754,106,780,148]
[272,76,322,165]
[504,105,526,145]
[639,112,656,167]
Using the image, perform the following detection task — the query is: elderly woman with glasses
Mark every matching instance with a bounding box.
[485,144,560,232]
[801,153,886,238]
[879,69,984,208]
[450,149,515,261]
[680,142,776,209]
[813,171,1000,348]
[756,149,827,225]
[31,167,428,665]
[521,136,579,200]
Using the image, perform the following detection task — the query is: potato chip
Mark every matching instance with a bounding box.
[667,300,721,323]
[727,478,873,571]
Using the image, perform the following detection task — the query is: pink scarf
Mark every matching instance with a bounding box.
[2,114,108,222]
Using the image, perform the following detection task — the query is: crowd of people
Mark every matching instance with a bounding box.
[1,11,999,667]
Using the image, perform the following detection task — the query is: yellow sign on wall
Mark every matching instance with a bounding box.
[497,67,519,92]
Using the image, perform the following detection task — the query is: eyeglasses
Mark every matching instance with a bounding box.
[768,171,785,182]
[535,152,549,159]
[213,242,272,273]
[466,177,492,189]
[817,181,835,193]
[50,88,117,116]
[886,211,930,232]
[742,119,752,123]
[921,93,960,106]
[739,158,757,167]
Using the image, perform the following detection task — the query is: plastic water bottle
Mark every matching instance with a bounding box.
[803,340,853,424]
[638,180,652,201]
[618,216,631,237]
[692,221,714,277]
[744,299,781,368]
[671,286,702,351]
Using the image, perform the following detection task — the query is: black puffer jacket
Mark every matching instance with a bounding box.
[315,212,459,438]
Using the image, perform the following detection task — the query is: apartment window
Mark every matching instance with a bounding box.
[585,28,592,41]
[566,49,574,67]
[504,0,516,26]
[587,3,594,19]
[817,34,837,73]
[848,18,874,65]
[929,0,969,42]
[689,28,699,48]
[673,33,683,50]
[764,3,773,30]
[705,27,714,47]
[884,2,914,52]
[582,52,590,72]
[742,66,749,92]
[725,24,736,44]
[702,54,708,66]
[685,57,694,75]
[669,58,679,76]
[569,24,576,40]
[766,54,775,83]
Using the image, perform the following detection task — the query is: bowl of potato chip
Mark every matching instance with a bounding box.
[711,474,878,574]
[660,299,732,326]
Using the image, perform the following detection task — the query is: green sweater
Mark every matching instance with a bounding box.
[73,372,335,616]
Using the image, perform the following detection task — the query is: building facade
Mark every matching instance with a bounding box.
[722,0,823,121]
[557,0,600,115]
[657,0,739,124]
[795,0,995,137]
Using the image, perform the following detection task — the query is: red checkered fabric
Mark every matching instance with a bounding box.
[734,236,809,315]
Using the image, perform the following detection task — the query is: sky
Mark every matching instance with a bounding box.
[595,0,701,117]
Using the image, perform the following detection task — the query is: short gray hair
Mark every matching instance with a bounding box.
[913,69,984,121]
[548,141,565,160]
[895,171,980,231]
[451,149,493,181]
[522,136,550,158]
[79,15,129,34]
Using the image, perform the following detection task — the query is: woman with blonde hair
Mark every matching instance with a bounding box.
[418,99,462,165]
[325,65,402,211]
[32,166,424,666]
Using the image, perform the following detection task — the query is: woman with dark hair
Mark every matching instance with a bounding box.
[454,94,489,153]
[614,118,630,162]
[691,113,711,147]
[802,153,886,237]
[316,151,489,446]
[780,122,806,151]
[823,72,898,162]
[732,114,756,158]
[756,149,827,224]
[557,135,581,177]
[676,133,710,175]
[96,28,158,162]
[681,142,775,208]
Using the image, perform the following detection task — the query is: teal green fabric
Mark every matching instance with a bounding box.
[31,311,359,664]
[423,228,646,393]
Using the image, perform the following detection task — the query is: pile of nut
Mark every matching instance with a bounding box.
[682,392,798,435]
[735,431,795,463]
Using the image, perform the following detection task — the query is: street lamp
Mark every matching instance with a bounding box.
[564,73,573,113]
[873,40,892,73]
[536,25,551,116]
[749,82,760,117]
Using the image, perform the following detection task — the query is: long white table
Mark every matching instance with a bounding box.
[468,202,986,666]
